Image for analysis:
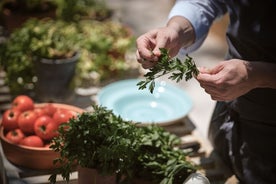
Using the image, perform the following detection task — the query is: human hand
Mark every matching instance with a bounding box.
[136,27,182,69]
[196,59,256,101]
[136,16,195,69]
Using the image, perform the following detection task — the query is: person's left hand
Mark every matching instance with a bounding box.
[196,59,256,101]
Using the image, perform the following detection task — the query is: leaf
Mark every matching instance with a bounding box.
[137,48,199,93]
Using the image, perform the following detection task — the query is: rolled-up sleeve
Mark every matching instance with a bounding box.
[168,0,227,52]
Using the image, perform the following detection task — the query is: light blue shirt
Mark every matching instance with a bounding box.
[168,0,228,53]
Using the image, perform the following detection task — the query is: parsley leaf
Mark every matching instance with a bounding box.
[137,48,199,93]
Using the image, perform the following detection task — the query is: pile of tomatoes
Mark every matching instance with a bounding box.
[1,95,77,148]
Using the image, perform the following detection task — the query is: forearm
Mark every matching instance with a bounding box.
[169,0,226,41]
[248,61,276,89]
[167,0,227,54]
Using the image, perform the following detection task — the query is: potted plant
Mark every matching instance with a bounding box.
[0,17,136,100]
[49,105,197,184]
[0,18,81,102]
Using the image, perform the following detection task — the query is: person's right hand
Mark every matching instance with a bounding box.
[136,16,195,69]
[136,27,181,68]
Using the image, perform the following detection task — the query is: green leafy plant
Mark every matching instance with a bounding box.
[55,0,112,22]
[0,18,134,96]
[49,105,197,184]
[0,0,110,18]
[27,19,81,59]
[0,19,81,95]
[137,48,199,93]
[75,20,134,87]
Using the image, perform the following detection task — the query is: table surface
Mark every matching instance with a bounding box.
[0,69,237,184]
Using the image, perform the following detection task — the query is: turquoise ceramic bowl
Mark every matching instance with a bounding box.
[97,79,193,126]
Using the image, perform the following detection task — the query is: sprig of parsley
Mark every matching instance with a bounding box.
[137,48,199,93]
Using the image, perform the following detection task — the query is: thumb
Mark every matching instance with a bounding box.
[199,64,223,75]
[196,64,223,83]
[152,37,169,57]
[198,67,211,74]
[208,64,224,75]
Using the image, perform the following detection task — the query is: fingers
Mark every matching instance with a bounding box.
[136,50,157,69]
[197,71,236,101]
[198,67,211,74]
[196,63,225,85]
[135,27,179,69]
[136,30,159,59]
[151,34,168,56]
[196,72,218,85]
[136,30,160,69]
[196,67,227,100]
[199,81,233,101]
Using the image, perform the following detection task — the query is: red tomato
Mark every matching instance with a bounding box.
[34,115,58,140]
[42,103,57,117]
[20,135,44,147]
[12,95,34,112]
[34,107,46,117]
[1,109,21,131]
[53,109,76,126]
[5,129,25,144]
[17,110,38,134]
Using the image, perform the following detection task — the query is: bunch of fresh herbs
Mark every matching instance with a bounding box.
[49,105,196,184]
[137,48,199,93]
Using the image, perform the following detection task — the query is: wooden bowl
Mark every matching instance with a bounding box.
[0,103,84,170]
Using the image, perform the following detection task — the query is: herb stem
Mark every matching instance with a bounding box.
[137,48,199,93]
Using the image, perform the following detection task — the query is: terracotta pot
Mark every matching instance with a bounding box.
[77,168,209,184]
[77,167,116,184]
[77,167,152,184]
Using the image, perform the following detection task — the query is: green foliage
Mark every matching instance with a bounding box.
[0,18,134,95]
[75,20,134,86]
[0,19,81,95]
[137,48,199,93]
[0,0,111,21]
[27,19,81,59]
[49,105,196,184]
[0,0,56,12]
[54,0,112,21]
